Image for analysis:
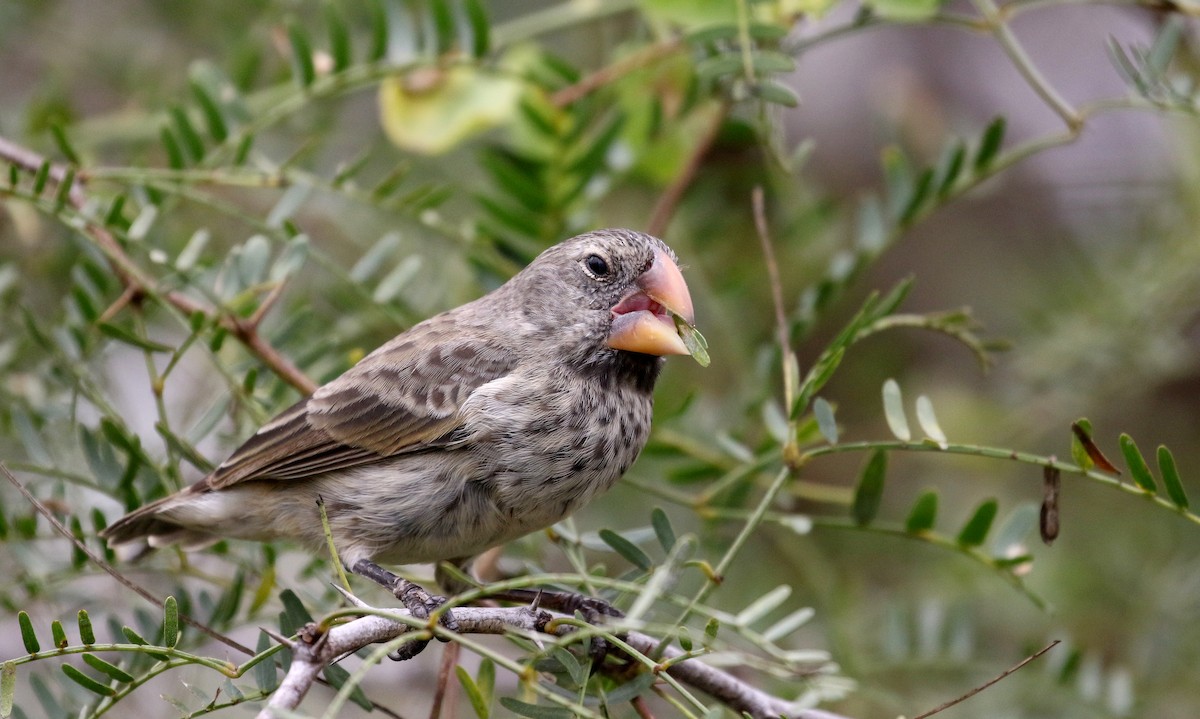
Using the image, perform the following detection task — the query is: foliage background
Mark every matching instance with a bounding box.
[2,0,1199,718]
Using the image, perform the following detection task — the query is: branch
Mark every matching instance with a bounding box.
[261,596,855,719]
[912,640,1060,719]
[551,38,685,108]
[646,102,730,237]
[0,135,317,394]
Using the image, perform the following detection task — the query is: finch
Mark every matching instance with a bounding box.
[101,229,697,614]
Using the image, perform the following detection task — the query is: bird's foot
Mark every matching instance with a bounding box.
[350,559,459,661]
[494,588,626,664]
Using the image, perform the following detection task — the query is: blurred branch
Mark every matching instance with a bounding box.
[0,135,317,394]
[552,37,685,107]
[647,102,730,237]
[971,0,1082,130]
[912,640,1061,718]
[262,592,856,719]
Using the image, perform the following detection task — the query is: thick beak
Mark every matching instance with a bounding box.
[607,248,696,356]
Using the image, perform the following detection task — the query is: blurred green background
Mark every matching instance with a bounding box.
[2,1,1199,718]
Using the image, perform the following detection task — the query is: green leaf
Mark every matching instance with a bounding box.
[1118,434,1156,492]
[464,0,490,57]
[866,0,943,20]
[915,395,947,447]
[882,379,911,441]
[254,631,278,693]
[599,528,653,571]
[61,664,115,697]
[1070,421,1120,474]
[603,671,656,704]
[704,617,720,644]
[278,589,314,635]
[695,53,743,84]
[813,397,838,444]
[749,51,796,74]
[549,646,587,685]
[18,612,39,653]
[160,126,185,169]
[430,0,456,54]
[792,346,844,418]
[753,80,800,107]
[476,658,495,710]
[82,654,134,683]
[498,698,574,719]
[372,255,423,304]
[32,159,50,195]
[170,106,205,163]
[50,619,68,648]
[1158,445,1189,509]
[905,490,938,533]
[368,0,388,61]
[155,421,216,473]
[323,663,372,710]
[676,318,710,367]
[77,610,96,645]
[189,80,228,142]
[989,502,1039,560]
[762,607,815,642]
[163,596,179,648]
[49,123,81,164]
[325,4,351,73]
[936,140,966,196]
[287,18,316,88]
[456,666,490,719]
[853,450,887,526]
[98,322,173,353]
[735,585,791,626]
[1,661,15,718]
[957,498,998,547]
[974,117,1006,171]
[650,507,676,552]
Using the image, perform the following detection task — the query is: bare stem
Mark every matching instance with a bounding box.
[971,0,1082,129]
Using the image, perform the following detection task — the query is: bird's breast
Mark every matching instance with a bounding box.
[462,368,654,533]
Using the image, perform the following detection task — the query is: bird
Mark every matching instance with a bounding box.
[101,228,697,644]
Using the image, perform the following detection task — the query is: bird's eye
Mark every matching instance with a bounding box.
[584,254,610,278]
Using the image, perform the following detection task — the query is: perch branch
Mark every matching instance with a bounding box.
[0,135,317,394]
[260,596,855,719]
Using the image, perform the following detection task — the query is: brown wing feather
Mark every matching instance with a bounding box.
[205,317,516,490]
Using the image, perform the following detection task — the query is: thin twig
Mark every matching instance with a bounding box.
[0,135,317,394]
[646,102,730,237]
[751,187,797,412]
[428,642,461,719]
[551,38,684,108]
[971,0,1082,130]
[0,462,253,655]
[912,640,1061,719]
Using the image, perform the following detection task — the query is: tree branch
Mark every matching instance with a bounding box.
[0,135,317,394]
[646,102,730,237]
[261,596,855,719]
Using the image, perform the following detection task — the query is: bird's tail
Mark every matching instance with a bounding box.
[100,495,220,551]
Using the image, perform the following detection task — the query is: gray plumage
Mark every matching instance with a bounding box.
[102,229,693,573]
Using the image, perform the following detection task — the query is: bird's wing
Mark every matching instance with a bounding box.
[205,320,516,489]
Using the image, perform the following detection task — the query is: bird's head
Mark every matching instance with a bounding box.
[504,229,698,369]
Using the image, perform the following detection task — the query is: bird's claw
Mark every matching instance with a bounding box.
[394,578,460,634]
